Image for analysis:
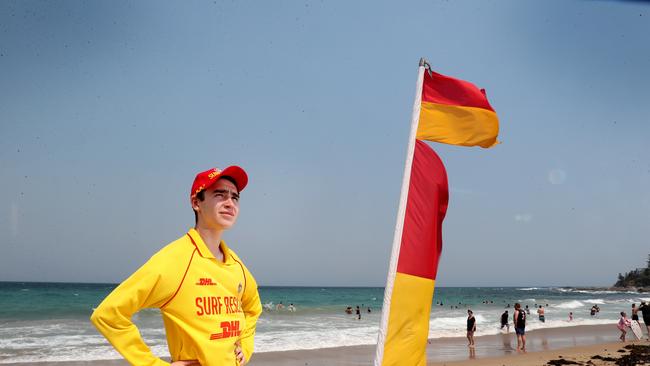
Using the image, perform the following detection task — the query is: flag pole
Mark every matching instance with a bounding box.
[374,58,427,366]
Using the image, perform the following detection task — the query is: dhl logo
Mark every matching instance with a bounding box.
[209,321,240,340]
[196,278,217,286]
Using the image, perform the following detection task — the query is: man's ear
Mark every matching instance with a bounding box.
[191,197,200,211]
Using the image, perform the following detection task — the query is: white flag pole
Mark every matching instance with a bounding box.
[374,58,427,366]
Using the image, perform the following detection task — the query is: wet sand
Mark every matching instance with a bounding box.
[4,323,649,366]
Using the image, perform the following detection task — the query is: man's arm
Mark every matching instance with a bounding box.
[238,264,262,364]
[90,251,181,366]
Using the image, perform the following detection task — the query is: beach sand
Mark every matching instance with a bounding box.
[3,324,648,366]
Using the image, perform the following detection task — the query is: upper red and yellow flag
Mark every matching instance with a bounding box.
[417,70,499,148]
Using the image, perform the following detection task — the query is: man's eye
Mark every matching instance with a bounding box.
[232,196,240,201]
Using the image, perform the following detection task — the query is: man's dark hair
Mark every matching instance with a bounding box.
[193,176,239,225]
[193,190,205,224]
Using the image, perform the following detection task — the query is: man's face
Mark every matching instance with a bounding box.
[193,178,240,230]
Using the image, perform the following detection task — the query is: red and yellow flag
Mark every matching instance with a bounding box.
[418,70,499,148]
[380,140,448,366]
[375,61,499,366]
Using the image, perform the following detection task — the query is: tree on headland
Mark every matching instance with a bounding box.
[614,254,650,288]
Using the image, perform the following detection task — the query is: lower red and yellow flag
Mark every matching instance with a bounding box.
[377,140,449,366]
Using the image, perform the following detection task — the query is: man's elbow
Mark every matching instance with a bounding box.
[90,307,102,327]
[90,304,110,330]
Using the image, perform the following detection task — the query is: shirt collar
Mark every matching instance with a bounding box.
[187,228,233,264]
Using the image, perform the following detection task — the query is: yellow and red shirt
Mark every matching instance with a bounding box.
[91,228,262,366]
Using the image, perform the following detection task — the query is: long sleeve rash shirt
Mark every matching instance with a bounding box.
[90,229,262,366]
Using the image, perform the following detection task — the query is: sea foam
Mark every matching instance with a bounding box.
[554,300,585,309]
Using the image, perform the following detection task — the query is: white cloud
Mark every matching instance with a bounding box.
[514,213,533,222]
[548,169,567,185]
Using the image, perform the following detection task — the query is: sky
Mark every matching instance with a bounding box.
[1,0,649,287]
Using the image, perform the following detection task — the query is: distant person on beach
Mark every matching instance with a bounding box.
[345,306,353,314]
[367,307,371,313]
[569,312,573,321]
[640,301,650,339]
[90,166,262,366]
[276,301,285,311]
[617,311,631,342]
[525,305,530,315]
[466,310,476,348]
[287,303,296,312]
[631,303,640,325]
[513,303,526,351]
[537,305,545,323]
[590,305,597,317]
[500,310,510,332]
[356,306,361,320]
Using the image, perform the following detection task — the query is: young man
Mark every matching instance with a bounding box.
[513,303,526,351]
[91,166,262,366]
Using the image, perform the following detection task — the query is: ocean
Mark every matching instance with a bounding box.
[0,282,648,363]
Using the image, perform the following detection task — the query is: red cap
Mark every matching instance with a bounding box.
[190,166,248,200]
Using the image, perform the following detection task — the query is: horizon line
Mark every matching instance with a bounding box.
[0,280,620,289]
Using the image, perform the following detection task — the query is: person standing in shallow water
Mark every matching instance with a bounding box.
[500,310,509,332]
[513,303,526,351]
[466,310,476,348]
[537,305,545,323]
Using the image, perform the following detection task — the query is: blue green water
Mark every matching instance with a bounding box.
[1,282,647,363]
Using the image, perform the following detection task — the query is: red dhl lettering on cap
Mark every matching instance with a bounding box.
[208,168,222,179]
[195,296,242,316]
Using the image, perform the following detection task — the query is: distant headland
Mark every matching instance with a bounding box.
[612,254,650,292]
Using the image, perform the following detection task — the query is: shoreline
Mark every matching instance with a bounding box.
[4,323,649,365]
